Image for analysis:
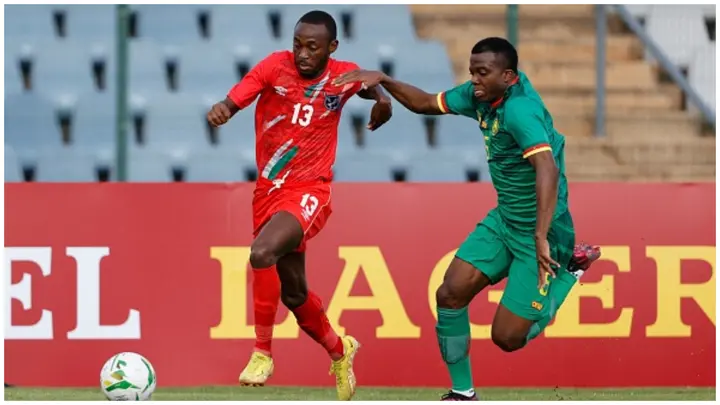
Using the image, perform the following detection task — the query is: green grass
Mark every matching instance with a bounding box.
[4,386,715,401]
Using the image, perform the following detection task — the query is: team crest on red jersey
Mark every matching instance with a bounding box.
[324,94,340,111]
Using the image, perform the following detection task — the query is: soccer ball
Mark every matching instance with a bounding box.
[100,352,157,401]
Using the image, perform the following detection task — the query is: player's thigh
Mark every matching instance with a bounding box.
[455,210,513,285]
[276,185,332,252]
[436,256,492,309]
[252,211,305,263]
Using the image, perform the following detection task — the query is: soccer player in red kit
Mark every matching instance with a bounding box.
[207,10,392,400]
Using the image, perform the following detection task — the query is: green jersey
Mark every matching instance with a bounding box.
[437,72,569,232]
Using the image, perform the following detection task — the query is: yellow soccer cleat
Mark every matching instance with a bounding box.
[239,352,274,387]
[329,336,361,401]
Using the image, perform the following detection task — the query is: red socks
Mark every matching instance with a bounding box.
[252,268,343,360]
[291,291,344,360]
[251,266,281,356]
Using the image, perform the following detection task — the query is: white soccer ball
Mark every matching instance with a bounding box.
[100,352,157,401]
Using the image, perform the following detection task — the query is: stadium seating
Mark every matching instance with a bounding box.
[6,93,65,154]
[405,151,479,182]
[5,147,23,182]
[34,149,112,182]
[645,6,709,68]
[4,4,714,183]
[332,151,401,181]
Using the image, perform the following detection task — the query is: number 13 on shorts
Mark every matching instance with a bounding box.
[300,193,319,222]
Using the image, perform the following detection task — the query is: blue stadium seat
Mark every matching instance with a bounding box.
[72,93,116,150]
[5,5,56,40]
[175,44,236,96]
[134,93,212,151]
[211,5,276,42]
[34,149,112,182]
[6,93,64,153]
[406,151,474,182]
[435,115,486,150]
[4,42,28,95]
[338,111,361,154]
[184,150,253,182]
[332,43,381,71]
[27,40,111,95]
[132,5,205,43]
[128,148,186,182]
[64,5,115,41]
[218,105,257,153]
[333,151,400,181]
[5,147,23,182]
[363,108,429,152]
[392,42,455,88]
[130,41,168,93]
[352,6,416,43]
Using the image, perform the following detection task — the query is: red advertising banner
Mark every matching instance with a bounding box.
[4,183,716,388]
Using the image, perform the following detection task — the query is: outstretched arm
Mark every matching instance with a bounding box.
[335,70,440,115]
[378,75,443,115]
[208,53,278,127]
[334,70,477,118]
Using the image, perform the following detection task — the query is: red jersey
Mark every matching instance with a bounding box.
[227,51,363,186]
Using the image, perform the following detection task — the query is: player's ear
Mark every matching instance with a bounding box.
[503,69,514,84]
[329,39,339,54]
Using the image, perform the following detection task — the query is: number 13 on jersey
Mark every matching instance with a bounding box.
[292,103,314,127]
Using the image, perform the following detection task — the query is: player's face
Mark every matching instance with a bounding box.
[468,52,514,102]
[293,22,338,79]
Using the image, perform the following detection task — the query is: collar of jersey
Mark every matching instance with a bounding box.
[489,75,520,109]
[293,59,333,84]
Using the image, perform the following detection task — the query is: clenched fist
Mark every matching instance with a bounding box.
[207,102,232,127]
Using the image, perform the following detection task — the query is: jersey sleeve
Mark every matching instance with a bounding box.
[505,98,552,159]
[436,81,477,119]
[227,52,282,109]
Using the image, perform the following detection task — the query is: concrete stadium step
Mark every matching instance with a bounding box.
[611,138,716,165]
[554,111,701,138]
[519,36,642,64]
[540,88,682,115]
[522,62,658,91]
[564,137,715,181]
[417,21,596,47]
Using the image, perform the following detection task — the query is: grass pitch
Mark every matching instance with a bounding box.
[4,386,715,401]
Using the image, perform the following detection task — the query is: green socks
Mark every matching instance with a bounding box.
[526,271,578,343]
[436,307,474,393]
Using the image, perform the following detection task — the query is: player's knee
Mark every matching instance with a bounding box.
[491,329,525,353]
[249,244,278,269]
[281,290,307,310]
[436,283,470,309]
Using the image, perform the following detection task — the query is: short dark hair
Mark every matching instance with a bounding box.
[471,37,518,73]
[297,10,337,41]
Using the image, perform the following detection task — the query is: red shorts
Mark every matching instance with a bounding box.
[252,179,332,252]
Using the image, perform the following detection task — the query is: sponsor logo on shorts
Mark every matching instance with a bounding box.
[532,301,543,311]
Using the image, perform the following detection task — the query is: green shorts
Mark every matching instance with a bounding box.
[456,208,576,321]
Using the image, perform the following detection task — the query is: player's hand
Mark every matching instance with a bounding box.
[333,69,387,88]
[536,237,559,289]
[368,98,392,131]
[207,102,232,127]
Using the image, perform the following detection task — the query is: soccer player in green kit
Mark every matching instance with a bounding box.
[334,37,601,401]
